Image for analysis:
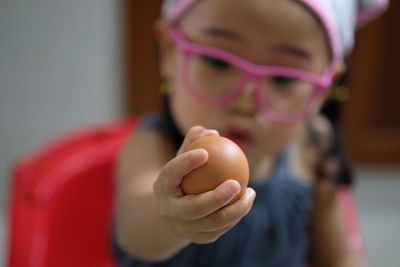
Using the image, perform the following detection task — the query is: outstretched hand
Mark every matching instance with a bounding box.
[153,126,256,244]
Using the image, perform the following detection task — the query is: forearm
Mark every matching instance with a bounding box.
[115,192,191,262]
[333,252,368,267]
[312,249,369,267]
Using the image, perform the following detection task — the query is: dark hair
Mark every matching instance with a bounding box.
[161,96,185,149]
[319,67,354,186]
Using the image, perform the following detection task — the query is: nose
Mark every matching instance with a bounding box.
[226,78,258,117]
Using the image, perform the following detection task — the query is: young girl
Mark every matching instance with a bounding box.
[113,0,388,266]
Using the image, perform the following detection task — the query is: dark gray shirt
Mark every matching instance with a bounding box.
[112,114,313,267]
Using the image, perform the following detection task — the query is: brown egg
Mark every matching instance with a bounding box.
[181,136,249,202]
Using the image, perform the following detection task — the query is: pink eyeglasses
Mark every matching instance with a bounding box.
[168,26,335,124]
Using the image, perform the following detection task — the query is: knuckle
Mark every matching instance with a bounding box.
[182,202,204,220]
[215,210,232,226]
[157,202,169,218]
[182,151,197,166]
[178,202,196,220]
[160,162,174,178]
[177,152,195,171]
[213,190,232,206]
[172,223,186,236]
[155,172,168,192]
[181,152,206,176]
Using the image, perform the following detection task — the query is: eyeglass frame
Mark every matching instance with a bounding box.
[168,25,335,124]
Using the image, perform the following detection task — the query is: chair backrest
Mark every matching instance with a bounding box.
[7,116,364,266]
[7,118,139,267]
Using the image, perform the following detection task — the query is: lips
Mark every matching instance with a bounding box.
[221,125,255,151]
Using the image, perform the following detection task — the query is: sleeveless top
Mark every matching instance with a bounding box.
[112,114,314,267]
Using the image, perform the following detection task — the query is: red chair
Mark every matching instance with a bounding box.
[6,117,364,267]
[7,118,139,267]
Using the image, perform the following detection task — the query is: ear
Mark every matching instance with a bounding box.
[320,61,348,101]
[154,19,176,79]
[331,61,347,86]
[309,62,348,116]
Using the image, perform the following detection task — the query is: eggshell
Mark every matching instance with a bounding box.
[181,135,249,202]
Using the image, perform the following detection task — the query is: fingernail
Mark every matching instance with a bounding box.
[247,188,256,200]
[209,129,219,135]
[227,181,240,196]
[194,126,205,133]
[194,149,207,160]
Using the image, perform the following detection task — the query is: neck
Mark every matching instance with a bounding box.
[249,153,277,181]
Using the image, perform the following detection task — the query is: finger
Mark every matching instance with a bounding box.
[177,126,205,155]
[171,180,242,220]
[185,223,236,244]
[178,126,219,155]
[175,215,242,237]
[190,187,256,232]
[155,149,208,196]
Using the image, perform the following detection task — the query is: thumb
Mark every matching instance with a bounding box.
[155,148,208,196]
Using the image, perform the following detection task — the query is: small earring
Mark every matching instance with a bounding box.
[329,85,350,102]
[160,80,171,95]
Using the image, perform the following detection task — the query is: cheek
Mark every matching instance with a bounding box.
[169,84,218,134]
[168,56,197,133]
[169,54,226,133]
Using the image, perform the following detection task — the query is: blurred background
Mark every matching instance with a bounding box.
[0,0,120,264]
[1,1,399,266]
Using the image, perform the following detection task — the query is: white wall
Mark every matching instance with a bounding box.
[0,0,120,262]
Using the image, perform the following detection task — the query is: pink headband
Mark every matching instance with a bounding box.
[162,0,389,63]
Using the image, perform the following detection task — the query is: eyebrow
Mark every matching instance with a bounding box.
[202,27,247,44]
[202,27,311,61]
[271,45,312,61]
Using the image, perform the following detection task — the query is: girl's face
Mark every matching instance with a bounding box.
[160,0,336,176]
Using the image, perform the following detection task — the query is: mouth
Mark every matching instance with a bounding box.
[221,126,255,151]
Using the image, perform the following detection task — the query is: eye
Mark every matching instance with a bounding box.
[201,56,231,70]
[271,76,299,86]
